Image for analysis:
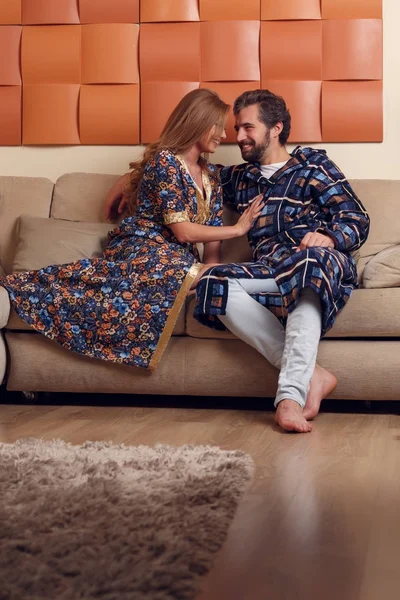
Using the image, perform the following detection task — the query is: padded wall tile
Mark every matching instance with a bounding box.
[201,21,260,82]
[80,85,139,144]
[261,21,322,80]
[21,26,81,84]
[261,80,322,142]
[23,84,80,144]
[140,24,200,82]
[323,20,382,81]
[261,0,321,20]
[22,0,79,24]
[0,0,21,24]
[200,82,260,142]
[200,0,260,21]
[0,86,21,145]
[322,0,382,19]
[82,24,139,84]
[141,82,199,143]
[79,0,139,23]
[0,26,21,85]
[322,81,382,142]
[140,0,199,22]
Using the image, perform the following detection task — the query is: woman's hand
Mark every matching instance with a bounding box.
[234,194,264,236]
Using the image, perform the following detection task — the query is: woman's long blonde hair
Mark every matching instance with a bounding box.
[125,88,230,214]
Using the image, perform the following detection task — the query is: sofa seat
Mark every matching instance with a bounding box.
[185,288,400,339]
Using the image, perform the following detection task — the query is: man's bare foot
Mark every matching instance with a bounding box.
[275,400,312,433]
[303,365,337,421]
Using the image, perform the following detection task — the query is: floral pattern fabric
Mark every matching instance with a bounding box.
[1,150,223,369]
[194,146,370,337]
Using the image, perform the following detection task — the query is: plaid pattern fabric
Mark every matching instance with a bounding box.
[194,146,370,336]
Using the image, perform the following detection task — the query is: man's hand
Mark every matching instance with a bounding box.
[296,231,335,252]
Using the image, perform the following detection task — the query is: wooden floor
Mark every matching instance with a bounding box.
[0,394,399,600]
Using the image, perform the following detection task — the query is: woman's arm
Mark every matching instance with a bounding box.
[104,173,130,221]
[168,194,263,244]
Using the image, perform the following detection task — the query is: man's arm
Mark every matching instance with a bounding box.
[310,156,370,252]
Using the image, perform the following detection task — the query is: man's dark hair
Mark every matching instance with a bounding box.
[233,89,291,146]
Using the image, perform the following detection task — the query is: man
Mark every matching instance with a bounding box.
[193,90,369,433]
[105,89,370,433]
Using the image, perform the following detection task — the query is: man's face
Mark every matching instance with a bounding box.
[234,104,271,163]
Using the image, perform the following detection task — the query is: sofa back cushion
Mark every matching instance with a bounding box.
[51,173,121,222]
[0,176,54,274]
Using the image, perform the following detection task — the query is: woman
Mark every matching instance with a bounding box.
[0,89,263,370]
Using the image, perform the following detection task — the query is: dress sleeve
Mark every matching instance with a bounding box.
[145,150,190,225]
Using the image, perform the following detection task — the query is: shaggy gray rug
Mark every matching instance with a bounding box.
[0,439,253,600]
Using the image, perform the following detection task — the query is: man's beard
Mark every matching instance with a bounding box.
[239,130,271,163]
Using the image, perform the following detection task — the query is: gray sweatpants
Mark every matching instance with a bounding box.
[218,278,322,408]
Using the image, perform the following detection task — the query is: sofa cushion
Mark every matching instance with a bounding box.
[363,245,400,289]
[186,288,400,339]
[52,173,121,223]
[6,214,186,335]
[12,214,112,273]
[349,180,400,279]
[0,176,54,275]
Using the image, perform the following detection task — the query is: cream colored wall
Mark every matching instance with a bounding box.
[0,0,396,182]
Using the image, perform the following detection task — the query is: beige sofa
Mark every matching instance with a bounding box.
[1,173,400,401]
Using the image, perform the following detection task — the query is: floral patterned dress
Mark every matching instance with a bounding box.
[1,150,223,369]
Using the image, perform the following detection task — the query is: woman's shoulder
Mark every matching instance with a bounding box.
[148,148,180,170]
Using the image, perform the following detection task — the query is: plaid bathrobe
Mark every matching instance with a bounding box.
[194,146,370,337]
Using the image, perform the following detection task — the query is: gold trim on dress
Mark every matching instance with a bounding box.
[175,155,212,224]
[148,262,204,371]
[164,210,190,225]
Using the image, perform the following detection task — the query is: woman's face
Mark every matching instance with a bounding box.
[199,123,227,154]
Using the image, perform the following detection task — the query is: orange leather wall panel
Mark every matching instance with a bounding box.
[81,24,139,84]
[0,86,21,145]
[0,26,21,85]
[23,84,80,145]
[21,26,81,84]
[323,19,382,81]
[0,0,21,24]
[322,81,383,142]
[80,85,139,144]
[140,0,199,22]
[201,21,260,82]
[200,0,260,21]
[79,0,139,23]
[261,21,322,80]
[140,23,200,82]
[0,1,384,145]
[22,0,80,24]
[322,0,382,20]
[261,0,321,20]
